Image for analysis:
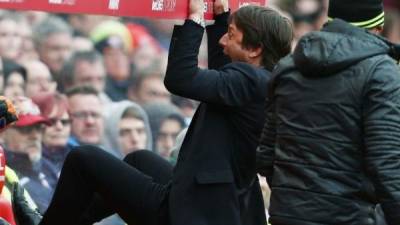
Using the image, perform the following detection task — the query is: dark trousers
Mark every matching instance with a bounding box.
[39,145,173,225]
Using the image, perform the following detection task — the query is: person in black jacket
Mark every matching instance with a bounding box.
[5,1,293,225]
[256,0,400,225]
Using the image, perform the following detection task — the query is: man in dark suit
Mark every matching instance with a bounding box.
[7,1,293,225]
[164,0,293,224]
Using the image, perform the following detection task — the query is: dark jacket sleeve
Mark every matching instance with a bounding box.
[256,95,276,185]
[362,57,400,225]
[206,12,231,69]
[165,17,265,106]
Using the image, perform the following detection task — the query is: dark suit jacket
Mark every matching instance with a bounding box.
[164,12,269,225]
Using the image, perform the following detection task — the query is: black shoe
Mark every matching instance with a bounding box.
[0,218,12,225]
[11,183,42,225]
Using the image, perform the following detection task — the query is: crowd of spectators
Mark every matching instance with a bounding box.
[0,0,398,224]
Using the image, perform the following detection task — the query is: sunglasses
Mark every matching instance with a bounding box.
[49,118,71,126]
[15,124,44,134]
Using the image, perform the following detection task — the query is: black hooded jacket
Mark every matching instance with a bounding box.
[257,19,400,225]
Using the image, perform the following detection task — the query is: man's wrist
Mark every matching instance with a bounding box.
[214,10,230,25]
[189,14,205,28]
[214,7,229,15]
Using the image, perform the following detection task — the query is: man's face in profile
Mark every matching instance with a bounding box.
[218,21,248,62]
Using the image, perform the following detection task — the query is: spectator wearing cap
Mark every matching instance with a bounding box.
[0,96,39,225]
[2,97,57,214]
[90,20,132,101]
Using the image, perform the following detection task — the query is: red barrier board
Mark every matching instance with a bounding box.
[0,0,267,20]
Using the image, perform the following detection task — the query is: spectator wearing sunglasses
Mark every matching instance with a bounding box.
[32,92,71,177]
[2,97,57,214]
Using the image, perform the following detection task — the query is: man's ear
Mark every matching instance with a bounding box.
[249,46,262,59]
[370,25,384,35]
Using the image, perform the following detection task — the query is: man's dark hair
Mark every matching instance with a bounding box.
[60,50,103,89]
[230,6,293,70]
[65,84,99,98]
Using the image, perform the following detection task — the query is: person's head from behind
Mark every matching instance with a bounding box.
[118,107,148,155]
[327,0,385,34]
[33,92,70,149]
[219,5,293,70]
[3,97,50,162]
[66,85,103,145]
[61,50,106,93]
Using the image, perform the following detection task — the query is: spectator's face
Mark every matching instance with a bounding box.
[103,47,130,81]
[18,22,39,62]
[38,32,72,74]
[68,94,103,145]
[4,124,43,154]
[156,118,183,158]
[118,117,147,155]
[0,19,22,60]
[43,110,71,148]
[131,76,171,104]
[74,60,106,92]
[219,21,251,62]
[130,41,159,72]
[4,72,25,99]
[25,62,56,98]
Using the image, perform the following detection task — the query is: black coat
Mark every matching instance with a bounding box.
[257,19,400,225]
[165,13,269,225]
